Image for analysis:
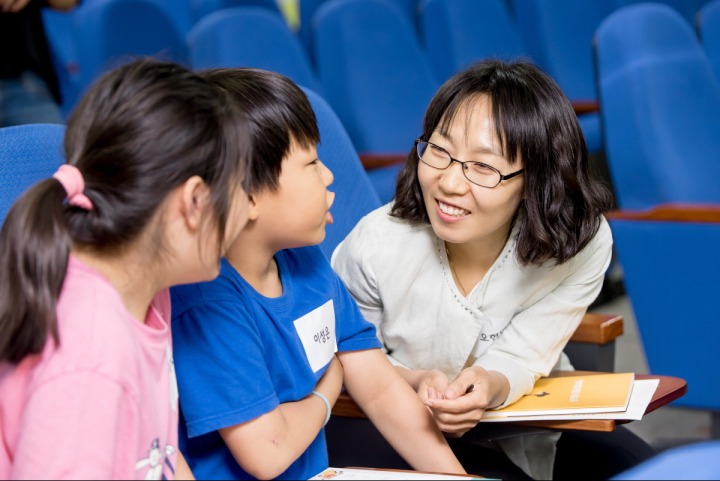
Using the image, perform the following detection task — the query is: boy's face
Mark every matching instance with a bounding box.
[253,139,335,249]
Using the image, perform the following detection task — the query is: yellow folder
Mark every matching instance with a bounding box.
[484,372,635,418]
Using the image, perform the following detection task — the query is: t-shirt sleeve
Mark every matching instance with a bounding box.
[12,371,137,479]
[331,271,382,353]
[172,300,279,438]
[331,220,385,331]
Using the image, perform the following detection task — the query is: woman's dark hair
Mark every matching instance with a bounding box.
[0,59,250,363]
[392,59,614,266]
[200,68,320,195]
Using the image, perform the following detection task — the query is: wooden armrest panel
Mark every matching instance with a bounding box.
[606,204,720,223]
[332,392,366,418]
[571,100,599,115]
[570,312,623,344]
[358,153,407,170]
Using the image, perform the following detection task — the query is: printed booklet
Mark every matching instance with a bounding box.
[482,372,635,419]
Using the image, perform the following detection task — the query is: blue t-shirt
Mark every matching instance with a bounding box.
[170,246,381,480]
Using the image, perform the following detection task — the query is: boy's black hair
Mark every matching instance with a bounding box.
[201,68,321,194]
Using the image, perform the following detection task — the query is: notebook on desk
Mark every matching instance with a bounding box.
[483,372,635,419]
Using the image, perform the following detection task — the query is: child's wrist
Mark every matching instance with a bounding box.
[311,390,332,427]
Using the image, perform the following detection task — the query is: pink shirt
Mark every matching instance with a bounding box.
[0,257,179,480]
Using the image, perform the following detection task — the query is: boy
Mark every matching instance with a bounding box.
[169,68,465,480]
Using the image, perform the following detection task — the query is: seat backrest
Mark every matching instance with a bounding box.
[0,124,66,224]
[298,0,327,58]
[595,3,720,209]
[512,0,613,102]
[301,87,381,260]
[42,7,83,117]
[615,0,712,24]
[615,440,720,479]
[312,0,439,154]
[190,0,282,25]
[697,0,720,81]
[420,0,530,82]
[73,0,186,91]
[187,7,324,95]
[388,0,421,28]
[609,215,720,410]
[155,0,194,36]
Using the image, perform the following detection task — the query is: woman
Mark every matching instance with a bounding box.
[332,59,653,480]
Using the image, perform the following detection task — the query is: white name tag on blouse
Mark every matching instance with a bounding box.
[294,300,338,372]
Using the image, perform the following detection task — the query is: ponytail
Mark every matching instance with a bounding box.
[0,59,248,365]
[0,180,73,363]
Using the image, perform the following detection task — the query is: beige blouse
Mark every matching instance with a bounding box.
[331,203,613,479]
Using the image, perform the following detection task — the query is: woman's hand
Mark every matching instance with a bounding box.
[423,366,509,436]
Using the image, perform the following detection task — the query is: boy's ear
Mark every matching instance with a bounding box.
[247,193,261,221]
[179,175,211,230]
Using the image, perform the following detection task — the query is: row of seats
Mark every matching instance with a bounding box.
[0,90,376,268]
[40,0,720,204]
[595,3,720,429]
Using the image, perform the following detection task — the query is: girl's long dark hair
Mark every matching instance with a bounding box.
[392,59,613,266]
[0,59,249,363]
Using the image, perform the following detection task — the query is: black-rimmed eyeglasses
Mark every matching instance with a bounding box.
[415,139,524,188]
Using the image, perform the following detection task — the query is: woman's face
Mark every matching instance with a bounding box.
[418,95,525,249]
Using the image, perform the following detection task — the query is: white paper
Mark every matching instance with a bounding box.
[309,467,486,480]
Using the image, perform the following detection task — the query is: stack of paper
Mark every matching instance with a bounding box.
[480,372,659,422]
[309,467,485,480]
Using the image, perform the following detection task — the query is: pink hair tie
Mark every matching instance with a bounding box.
[52,164,94,211]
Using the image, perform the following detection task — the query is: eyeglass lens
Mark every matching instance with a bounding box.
[417,141,501,188]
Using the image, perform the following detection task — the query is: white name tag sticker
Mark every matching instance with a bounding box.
[293,300,338,372]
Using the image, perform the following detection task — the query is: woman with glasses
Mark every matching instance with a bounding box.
[331,60,653,479]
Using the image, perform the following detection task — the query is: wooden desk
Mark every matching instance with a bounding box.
[332,371,687,433]
[514,372,687,432]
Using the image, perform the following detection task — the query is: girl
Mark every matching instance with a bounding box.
[0,59,251,479]
[332,59,654,479]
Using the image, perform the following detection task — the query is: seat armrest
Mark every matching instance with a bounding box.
[571,100,599,115]
[571,312,624,344]
[358,153,407,170]
[606,204,720,223]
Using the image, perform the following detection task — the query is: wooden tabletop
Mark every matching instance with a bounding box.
[513,372,687,432]
[332,371,687,433]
